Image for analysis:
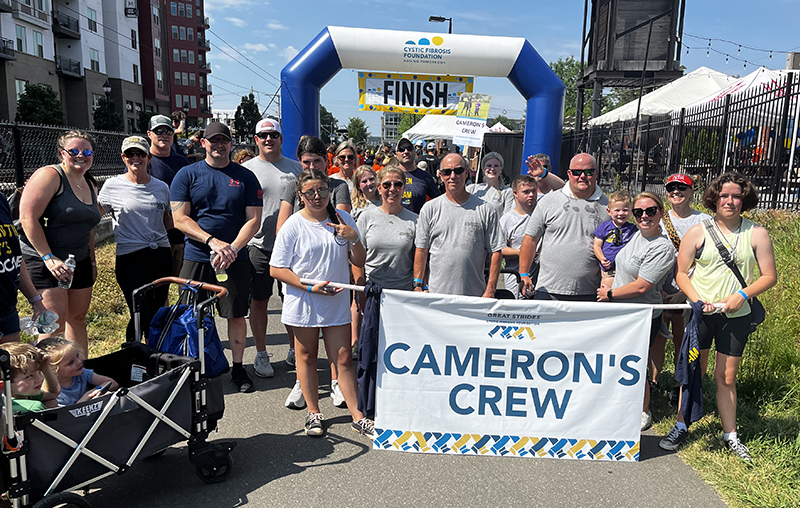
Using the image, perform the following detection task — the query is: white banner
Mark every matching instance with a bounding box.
[358,72,473,115]
[373,290,652,461]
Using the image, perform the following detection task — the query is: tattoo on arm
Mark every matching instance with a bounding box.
[170,201,184,212]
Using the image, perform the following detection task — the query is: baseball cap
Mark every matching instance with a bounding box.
[255,118,281,135]
[203,122,232,141]
[396,137,413,150]
[148,115,173,131]
[415,140,424,147]
[427,142,436,150]
[665,173,694,187]
[121,136,149,153]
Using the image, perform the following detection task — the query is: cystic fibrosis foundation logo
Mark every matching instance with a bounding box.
[488,326,536,341]
[403,36,451,64]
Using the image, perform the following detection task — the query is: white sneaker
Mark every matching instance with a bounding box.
[253,351,274,378]
[641,411,653,431]
[331,380,346,408]
[285,380,306,409]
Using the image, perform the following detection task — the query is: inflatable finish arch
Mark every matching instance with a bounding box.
[280,27,566,173]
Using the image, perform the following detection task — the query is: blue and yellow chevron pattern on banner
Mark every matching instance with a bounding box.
[373,429,640,461]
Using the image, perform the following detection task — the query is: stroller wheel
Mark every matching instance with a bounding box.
[32,492,91,508]
[196,453,233,484]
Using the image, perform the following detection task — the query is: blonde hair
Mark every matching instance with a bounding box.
[608,190,632,206]
[5,342,45,378]
[351,165,377,209]
[36,337,85,375]
[232,148,256,164]
[633,192,665,214]
[57,130,96,161]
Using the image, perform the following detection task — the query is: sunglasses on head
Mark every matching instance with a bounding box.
[440,166,467,176]
[381,181,403,189]
[255,131,280,140]
[397,146,414,152]
[62,148,93,157]
[299,187,330,200]
[666,182,690,192]
[152,128,173,136]
[632,206,659,218]
[569,168,594,177]
[338,154,356,161]
[124,150,147,158]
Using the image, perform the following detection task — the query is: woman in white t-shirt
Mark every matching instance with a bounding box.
[270,169,374,439]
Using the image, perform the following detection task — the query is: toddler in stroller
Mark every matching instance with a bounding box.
[36,338,118,407]
[4,343,59,413]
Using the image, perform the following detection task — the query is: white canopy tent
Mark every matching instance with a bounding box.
[686,66,786,110]
[488,122,512,132]
[588,67,735,126]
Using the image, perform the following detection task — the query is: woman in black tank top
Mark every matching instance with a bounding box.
[19,130,101,353]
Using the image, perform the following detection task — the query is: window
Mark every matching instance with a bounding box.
[181,72,188,86]
[152,6,159,25]
[36,0,45,11]
[127,118,136,134]
[190,95,196,108]
[196,0,200,6]
[92,93,102,109]
[172,26,178,39]
[15,25,26,53]
[131,29,137,49]
[174,71,180,84]
[186,5,192,17]
[173,48,179,62]
[33,31,43,57]
[200,97,205,108]
[179,27,185,40]
[188,50,194,64]
[90,48,100,72]
[156,70,163,89]
[145,105,154,112]
[15,79,28,99]
[180,49,187,63]
[170,2,177,15]
[133,64,139,84]
[154,38,161,57]
[189,73,196,86]
[87,8,97,33]
[178,3,184,16]
[184,95,190,107]
[175,94,181,107]
[187,28,193,41]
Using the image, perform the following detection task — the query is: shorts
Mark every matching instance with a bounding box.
[698,313,751,357]
[23,253,94,290]
[648,315,661,347]
[0,309,21,336]
[247,245,274,301]
[179,257,251,319]
[533,291,596,302]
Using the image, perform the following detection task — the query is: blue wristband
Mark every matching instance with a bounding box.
[231,245,238,255]
[540,167,548,179]
[307,285,313,292]
[41,253,54,262]
[413,278,424,284]
[519,272,530,278]
[423,285,429,291]
[737,289,748,300]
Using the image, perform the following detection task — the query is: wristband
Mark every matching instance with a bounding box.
[307,285,313,292]
[519,273,530,278]
[540,167,549,179]
[413,278,424,284]
[607,289,614,301]
[423,285,429,291]
[231,245,238,255]
[41,253,54,262]
[737,289,748,300]
[28,294,43,304]
[205,235,214,245]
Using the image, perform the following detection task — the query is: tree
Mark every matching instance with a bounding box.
[92,96,124,132]
[320,105,338,142]
[486,115,516,131]
[233,93,261,142]
[346,117,369,144]
[15,84,64,125]
[549,55,609,120]
[398,113,423,135]
[137,111,157,134]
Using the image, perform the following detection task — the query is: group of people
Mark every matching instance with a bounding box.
[1,117,776,459]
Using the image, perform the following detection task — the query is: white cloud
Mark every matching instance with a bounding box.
[268,43,277,50]
[225,17,247,27]
[242,43,270,53]
[266,21,287,30]
[279,45,299,61]
[204,0,255,11]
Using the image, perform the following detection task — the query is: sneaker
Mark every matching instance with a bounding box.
[286,349,296,368]
[285,380,306,409]
[231,370,255,393]
[305,412,324,437]
[331,380,346,408]
[641,411,653,431]
[669,386,680,407]
[723,437,752,461]
[253,351,274,378]
[648,379,659,393]
[351,417,376,439]
[658,320,674,340]
[659,424,689,451]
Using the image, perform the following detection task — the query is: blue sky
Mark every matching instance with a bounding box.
[204,0,800,135]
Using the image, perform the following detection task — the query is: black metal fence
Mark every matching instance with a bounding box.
[562,71,800,210]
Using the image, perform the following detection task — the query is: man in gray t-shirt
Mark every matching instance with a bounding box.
[519,153,610,301]
[415,154,503,297]
[242,118,301,378]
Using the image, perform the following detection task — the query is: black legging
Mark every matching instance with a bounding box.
[115,247,172,341]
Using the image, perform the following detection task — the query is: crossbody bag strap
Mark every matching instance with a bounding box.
[662,211,682,251]
[703,219,748,289]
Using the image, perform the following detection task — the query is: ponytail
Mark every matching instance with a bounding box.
[326,202,340,225]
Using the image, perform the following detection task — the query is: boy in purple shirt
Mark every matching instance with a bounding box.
[593,190,637,287]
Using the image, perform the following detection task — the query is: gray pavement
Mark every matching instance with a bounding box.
[84,297,728,508]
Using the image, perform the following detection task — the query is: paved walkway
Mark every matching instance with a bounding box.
[84,298,728,508]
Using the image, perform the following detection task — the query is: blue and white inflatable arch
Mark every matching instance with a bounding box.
[281,26,565,172]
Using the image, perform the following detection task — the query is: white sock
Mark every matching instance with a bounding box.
[676,421,687,431]
[723,431,737,442]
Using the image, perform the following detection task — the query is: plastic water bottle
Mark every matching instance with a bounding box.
[210,252,228,282]
[20,311,60,335]
[59,254,77,289]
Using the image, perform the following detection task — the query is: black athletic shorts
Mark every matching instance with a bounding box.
[247,245,274,301]
[23,253,94,290]
[698,313,751,357]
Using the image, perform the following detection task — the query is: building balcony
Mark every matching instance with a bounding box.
[198,61,211,73]
[198,37,210,51]
[200,83,211,93]
[52,10,80,39]
[200,106,212,115]
[0,38,15,60]
[55,55,82,78]
[198,15,209,28]
[12,0,49,25]
[0,0,12,14]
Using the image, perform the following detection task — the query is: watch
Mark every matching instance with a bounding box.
[412,281,424,289]
[607,289,614,301]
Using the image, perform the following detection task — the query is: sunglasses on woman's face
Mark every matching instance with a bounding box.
[381,181,403,189]
[440,166,466,176]
[338,154,356,161]
[632,206,659,218]
[124,150,147,158]
[63,148,93,157]
[299,187,330,200]
[666,183,690,192]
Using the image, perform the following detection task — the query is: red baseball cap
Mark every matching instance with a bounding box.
[665,173,694,187]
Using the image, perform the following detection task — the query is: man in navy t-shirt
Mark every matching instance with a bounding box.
[170,122,263,393]
[396,137,439,213]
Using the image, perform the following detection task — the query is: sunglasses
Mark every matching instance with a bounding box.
[397,146,414,152]
[152,128,173,136]
[338,154,356,161]
[255,131,280,140]
[299,187,330,200]
[666,183,690,192]
[612,227,623,247]
[124,150,147,158]
[62,148,93,157]
[632,206,659,218]
[440,166,467,176]
[381,181,404,189]
[569,168,595,177]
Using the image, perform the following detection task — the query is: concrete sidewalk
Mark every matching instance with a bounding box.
[85,298,728,508]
